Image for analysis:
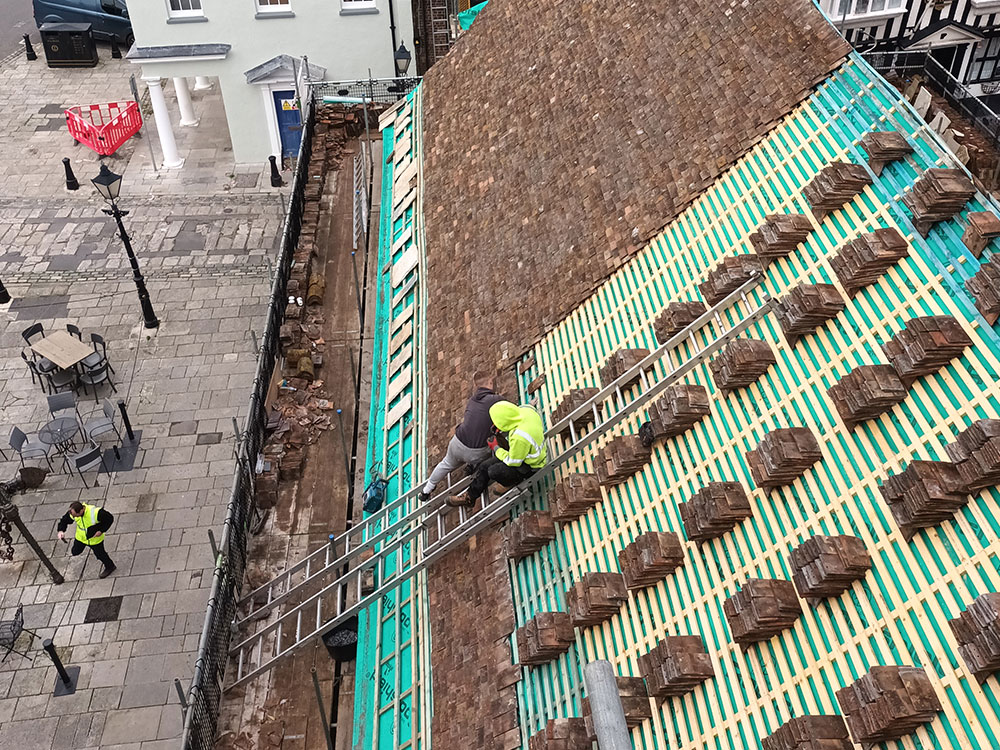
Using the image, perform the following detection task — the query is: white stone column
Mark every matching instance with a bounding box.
[143,77,183,169]
[173,77,198,127]
[194,76,212,90]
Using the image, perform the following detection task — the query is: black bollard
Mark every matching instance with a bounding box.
[117,399,136,442]
[43,638,80,696]
[269,155,283,187]
[62,158,79,191]
[23,35,36,61]
[110,38,121,59]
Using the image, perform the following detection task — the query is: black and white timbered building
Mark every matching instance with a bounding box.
[820,0,1000,100]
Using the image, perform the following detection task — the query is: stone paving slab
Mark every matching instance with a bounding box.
[0,47,286,750]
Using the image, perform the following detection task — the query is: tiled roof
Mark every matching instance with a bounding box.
[421,0,849,437]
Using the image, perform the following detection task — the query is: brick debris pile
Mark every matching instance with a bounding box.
[421,0,850,451]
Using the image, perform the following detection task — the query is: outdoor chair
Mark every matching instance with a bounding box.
[88,333,114,374]
[21,324,55,374]
[20,351,45,392]
[65,443,107,488]
[8,427,53,471]
[66,323,83,340]
[84,400,121,443]
[44,366,77,396]
[0,605,38,663]
[47,392,82,425]
[78,361,117,403]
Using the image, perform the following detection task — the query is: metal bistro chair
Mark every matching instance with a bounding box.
[47,392,83,426]
[21,324,57,376]
[64,442,108,488]
[44,366,77,396]
[8,427,54,471]
[78,361,117,403]
[88,333,115,374]
[66,323,82,340]
[0,605,39,663]
[84,400,121,443]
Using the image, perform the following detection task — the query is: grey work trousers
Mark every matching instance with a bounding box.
[422,435,490,494]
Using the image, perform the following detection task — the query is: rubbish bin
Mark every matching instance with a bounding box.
[39,23,99,68]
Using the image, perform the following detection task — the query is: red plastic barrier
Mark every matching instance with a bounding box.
[65,101,142,156]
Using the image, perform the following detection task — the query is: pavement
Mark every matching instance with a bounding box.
[0,1,34,61]
[0,44,288,750]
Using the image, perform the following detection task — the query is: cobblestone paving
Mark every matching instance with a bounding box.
[0,46,286,750]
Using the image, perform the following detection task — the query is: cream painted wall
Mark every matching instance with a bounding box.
[129,0,415,161]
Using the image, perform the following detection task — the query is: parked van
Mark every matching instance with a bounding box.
[33,0,133,45]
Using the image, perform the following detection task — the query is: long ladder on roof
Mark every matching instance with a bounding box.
[225,274,775,690]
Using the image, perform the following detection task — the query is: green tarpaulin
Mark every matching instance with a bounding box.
[458,1,487,31]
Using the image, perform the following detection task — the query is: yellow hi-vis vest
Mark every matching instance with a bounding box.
[75,504,105,546]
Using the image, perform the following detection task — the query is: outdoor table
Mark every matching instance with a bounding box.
[38,417,80,455]
[29,330,94,371]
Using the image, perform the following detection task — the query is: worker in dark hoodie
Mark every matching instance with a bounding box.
[419,371,503,502]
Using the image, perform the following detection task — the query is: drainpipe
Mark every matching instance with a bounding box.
[387,0,398,74]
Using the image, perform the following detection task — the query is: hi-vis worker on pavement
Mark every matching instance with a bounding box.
[57,501,117,579]
[452,401,548,507]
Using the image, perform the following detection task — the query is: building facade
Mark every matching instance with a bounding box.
[125,0,415,164]
[821,0,1000,98]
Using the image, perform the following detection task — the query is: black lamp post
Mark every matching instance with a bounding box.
[92,165,160,329]
[0,278,10,305]
[394,43,411,78]
[0,469,64,585]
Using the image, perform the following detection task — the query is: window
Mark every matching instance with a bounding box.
[341,0,377,12]
[257,0,290,11]
[168,0,203,17]
[834,0,904,20]
[969,37,1000,83]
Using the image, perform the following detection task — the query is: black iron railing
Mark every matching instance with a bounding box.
[310,76,421,105]
[179,95,316,750]
[864,50,1000,147]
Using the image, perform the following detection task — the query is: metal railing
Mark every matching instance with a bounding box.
[179,94,317,750]
[864,50,1000,147]
[310,76,421,105]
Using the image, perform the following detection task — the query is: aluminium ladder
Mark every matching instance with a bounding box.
[226,274,775,690]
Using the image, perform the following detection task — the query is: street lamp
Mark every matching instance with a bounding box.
[394,43,411,78]
[0,468,64,585]
[92,164,160,329]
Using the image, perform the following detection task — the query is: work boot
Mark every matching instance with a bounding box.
[98,564,117,579]
[418,491,431,503]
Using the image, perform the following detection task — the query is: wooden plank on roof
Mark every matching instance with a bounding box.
[392,246,419,288]
[386,394,411,428]
[387,366,412,404]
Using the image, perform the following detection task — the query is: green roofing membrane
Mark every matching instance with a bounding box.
[512,53,1000,749]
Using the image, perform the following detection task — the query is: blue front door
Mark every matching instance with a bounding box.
[273,90,302,158]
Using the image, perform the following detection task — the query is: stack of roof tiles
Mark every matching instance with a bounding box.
[949,592,1000,683]
[638,635,715,699]
[527,719,590,750]
[749,214,813,264]
[582,676,652,736]
[836,666,942,745]
[882,316,973,387]
[565,572,628,628]
[617,531,685,590]
[945,419,1000,493]
[860,131,913,176]
[878,460,968,540]
[724,579,802,646]
[594,435,652,487]
[505,510,556,560]
[902,168,976,237]
[789,535,871,601]
[746,428,823,491]
[762,716,853,750]
[515,611,575,666]
[550,388,601,438]
[644,384,711,440]
[550,473,603,522]
[654,301,707,342]
[962,211,1000,257]
[966,257,1000,326]
[804,162,872,221]
[599,348,650,388]
[679,482,752,542]
[827,364,908,428]
[709,339,776,392]
[699,255,764,305]
[774,284,846,345]
[829,228,909,298]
